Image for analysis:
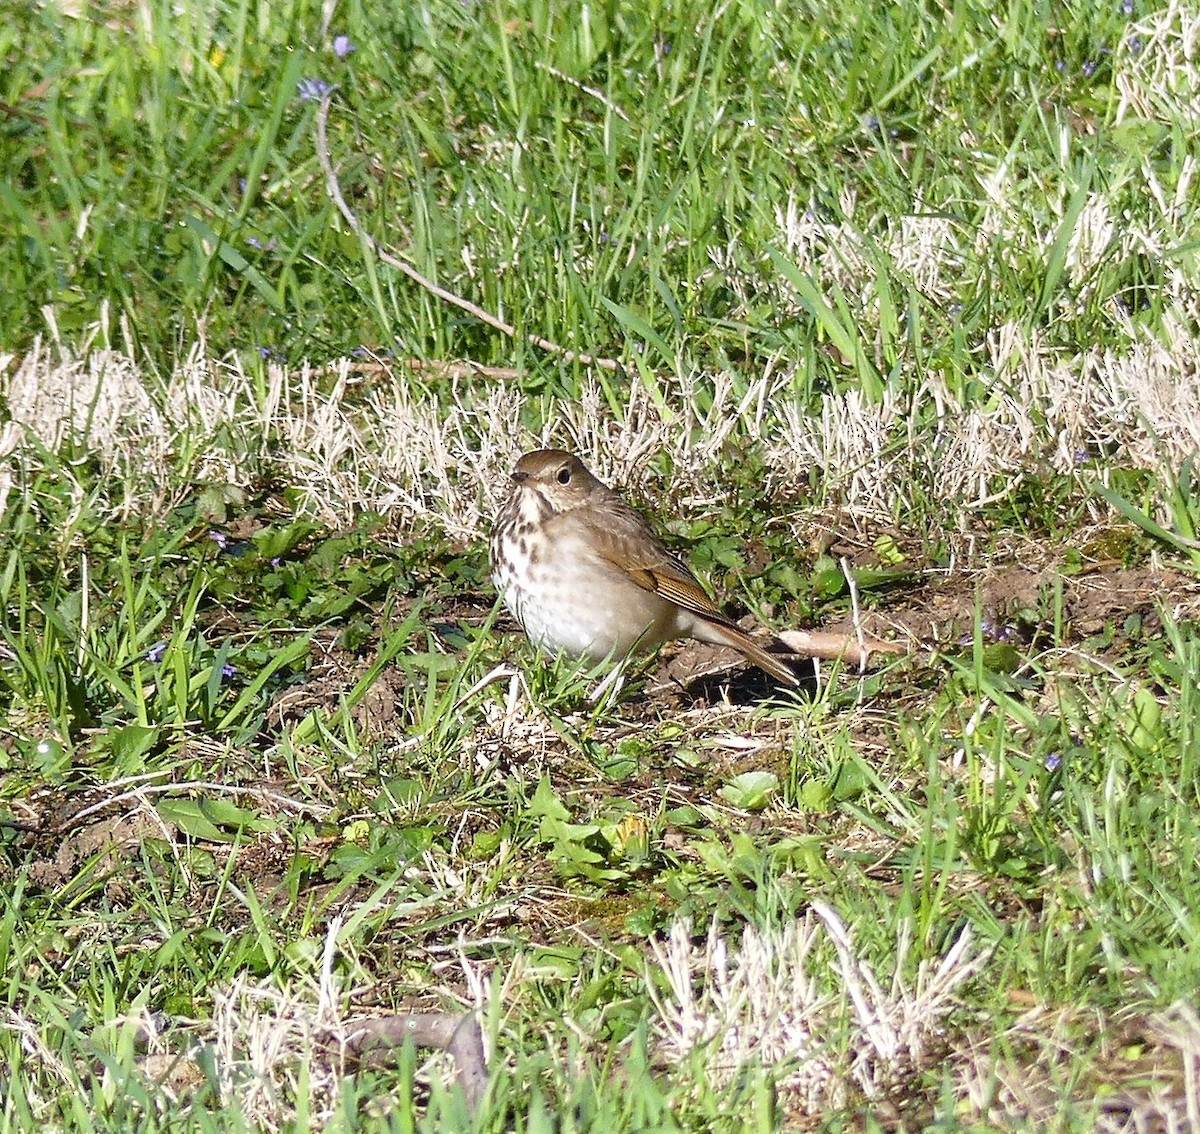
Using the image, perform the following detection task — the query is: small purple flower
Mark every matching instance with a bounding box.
[1129,35,1144,54]
[221,663,237,679]
[1121,0,1133,15]
[297,77,332,102]
[1082,60,1097,78]
[146,642,167,663]
[209,530,229,550]
[332,35,355,58]
[1045,753,1062,772]
[1074,448,1089,465]
[976,619,1018,643]
[1055,60,1067,72]
[246,236,276,252]
[270,556,283,567]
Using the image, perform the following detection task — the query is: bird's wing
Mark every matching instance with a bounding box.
[558,495,800,685]
[583,501,733,625]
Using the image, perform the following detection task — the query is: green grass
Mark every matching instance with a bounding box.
[3,0,1200,1129]
[5,0,1183,376]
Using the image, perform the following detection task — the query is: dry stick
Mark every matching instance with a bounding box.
[344,1012,488,1113]
[314,92,623,373]
[776,557,914,668]
[16,779,330,838]
[533,62,631,122]
[840,554,869,668]
[777,626,908,668]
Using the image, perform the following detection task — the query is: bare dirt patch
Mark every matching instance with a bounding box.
[826,561,1200,654]
[25,810,167,895]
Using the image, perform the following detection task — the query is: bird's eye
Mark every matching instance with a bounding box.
[556,466,571,485]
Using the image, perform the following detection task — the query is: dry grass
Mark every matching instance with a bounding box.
[649,906,984,1118]
[3,306,1198,541]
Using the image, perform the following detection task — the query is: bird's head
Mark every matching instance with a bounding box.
[509,449,602,512]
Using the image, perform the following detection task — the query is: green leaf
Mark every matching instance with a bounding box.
[539,817,604,858]
[766,246,883,398]
[1124,685,1163,753]
[1092,479,1200,567]
[982,643,1023,673]
[199,797,273,831]
[528,775,571,822]
[156,797,274,842]
[873,534,907,565]
[1035,163,1093,321]
[216,630,316,735]
[183,213,284,312]
[797,780,833,811]
[254,521,321,560]
[599,297,673,367]
[768,835,831,878]
[718,771,779,811]
[811,555,845,599]
[851,566,914,589]
[156,799,227,841]
[107,724,160,768]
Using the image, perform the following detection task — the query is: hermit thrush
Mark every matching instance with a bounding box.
[490,449,799,685]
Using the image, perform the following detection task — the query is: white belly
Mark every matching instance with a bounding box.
[494,528,679,662]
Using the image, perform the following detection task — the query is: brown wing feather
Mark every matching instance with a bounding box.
[557,488,800,685]
[580,495,741,626]
[641,566,728,622]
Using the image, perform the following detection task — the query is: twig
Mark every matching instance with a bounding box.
[319,355,524,382]
[534,62,631,121]
[344,1012,488,1113]
[776,626,908,668]
[51,780,330,836]
[840,555,868,671]
[314,91,623,373]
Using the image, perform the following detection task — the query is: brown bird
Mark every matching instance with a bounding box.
[490,449,799,685]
